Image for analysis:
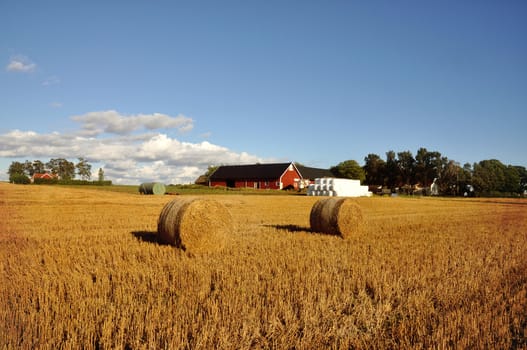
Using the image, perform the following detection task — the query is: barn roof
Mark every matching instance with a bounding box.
[209,163,295,181]
[296,165,333,180]
[209,162,332,181]
[32,173,57,179]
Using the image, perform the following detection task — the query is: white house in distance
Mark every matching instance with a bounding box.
[307,178,372,197]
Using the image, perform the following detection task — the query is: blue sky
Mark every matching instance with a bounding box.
[1,1,526,184]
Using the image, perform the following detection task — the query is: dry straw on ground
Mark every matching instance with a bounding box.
[157,197,233,252]
[2,184,526,349]
[310,197,364,238]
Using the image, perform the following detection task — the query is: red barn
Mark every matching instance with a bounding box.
[208,162,332,190]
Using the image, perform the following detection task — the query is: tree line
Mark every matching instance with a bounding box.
[8,149,527,196]
[330,147,526,197]
[7,158,106,184]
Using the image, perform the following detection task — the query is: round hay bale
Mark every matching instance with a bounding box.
[157,198,233,252]
[309,197,363,238]
[139,182,166,195]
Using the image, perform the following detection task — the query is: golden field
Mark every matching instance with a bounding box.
[1,183,526,349]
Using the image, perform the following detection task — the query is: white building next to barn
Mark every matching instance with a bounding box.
[307,178,372,197]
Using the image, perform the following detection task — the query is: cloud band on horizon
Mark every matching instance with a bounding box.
[0,110,263,184]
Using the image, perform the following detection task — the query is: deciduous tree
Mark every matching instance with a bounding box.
[47,158,75,180]
[397,150,415,186]
[23,160,35,177]
[98,168,105,182]
[330,160,366,183]
[437,160,459,195]
[76,157,92,180]
[8,161,26,183]
[385,151,399,188]
[363,154,385,185]
[415,148,442,186]
[33,160,46,174]
[472,159,507,194]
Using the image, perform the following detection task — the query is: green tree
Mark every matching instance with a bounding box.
[46,159,59,176]
[98,168,105,182]
[513,166,527,194]
[397,150,415,186]
[46,158,75,180]
[504,165,520,194]
[32,160,46,174]
[461,163,472,181]
[472,159,507,194]
[363,154,385,185]
[23,160,35,177]
[456,163,473,195]
[385,151,399,188]
[61,159,76,180]
[76,157,92,180]
[330,160,366,183]
[8,161,27,183]
[415,148,442,186]
[437,160,459,195]
[415,148,428,186]
[11,174,30,184]
[204,165,219,178]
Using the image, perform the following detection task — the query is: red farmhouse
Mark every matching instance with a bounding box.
[31,173,58,183]
[208,162,332,190]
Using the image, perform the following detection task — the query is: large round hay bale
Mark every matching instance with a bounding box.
[139,182,166,195]
[309,197,363,238]
[157,198,233,252]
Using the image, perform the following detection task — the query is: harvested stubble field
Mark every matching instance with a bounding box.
[1,183,526,349]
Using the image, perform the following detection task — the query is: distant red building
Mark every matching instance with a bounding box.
[31,173,58,183]
[208,162,332,190]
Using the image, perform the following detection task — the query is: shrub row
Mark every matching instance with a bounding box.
[33,178,112,186]
[10,174,31,184]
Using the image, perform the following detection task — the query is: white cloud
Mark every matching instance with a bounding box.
[49,102,63,108]
[6,56,36,73]
[71,110,194,136]
[42,76,60,86]
[0,111,264,184]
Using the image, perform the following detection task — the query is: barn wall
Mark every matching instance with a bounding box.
[210,163,299,190]
[237,179,281,189]
[280,166,301,190]
[235,180,248,188]
[268,180,281,190]
[210,179,281,189]
[237,180,257,189]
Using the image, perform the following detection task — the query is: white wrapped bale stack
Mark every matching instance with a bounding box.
[308,177,372,197]
[307,184,316,196]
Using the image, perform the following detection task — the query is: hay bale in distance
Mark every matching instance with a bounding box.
[309,197,363,238]
[157,198,233,252]
[139,182,166,195]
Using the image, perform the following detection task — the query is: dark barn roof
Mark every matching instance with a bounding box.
[210,163,293,181]
[209,162,332,182]
[296,165,333,180]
